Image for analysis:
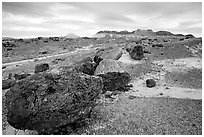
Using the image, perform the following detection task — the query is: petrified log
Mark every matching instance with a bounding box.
[5,70,103,134]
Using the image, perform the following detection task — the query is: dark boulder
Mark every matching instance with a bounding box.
[93,55,103,65]
[129,45,144,60]
[35,63,49,73]
[5,70,103,134]
[97,72,131,92]
[146,79,156,88]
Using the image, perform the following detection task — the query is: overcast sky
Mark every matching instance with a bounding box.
[2,2,202,38]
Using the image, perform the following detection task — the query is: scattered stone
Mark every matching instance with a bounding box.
[126,47,131,53]
[34,58,38,62]
[39,50,48,54]
[97,72,131,92]
[34,63,49,73]
[159,92,164,96]
[152,43,163,48]
[105,91,113,98]
[2,41,16,47]
[166,87,170,89]
[129,45,144,60]
[52,60,58,64]
[5,70,103,134]
[129,95,136,99]
[7,48,13,51]
[146,79,156,88]
[144,49,151,54]
[14,73,31,80]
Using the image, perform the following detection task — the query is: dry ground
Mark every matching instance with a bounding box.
[2,36,202,135]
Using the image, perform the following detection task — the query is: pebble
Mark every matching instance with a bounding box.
[129,95,136,99]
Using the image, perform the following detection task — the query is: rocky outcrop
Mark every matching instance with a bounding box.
[5,70,103,134]
[95,46,123,60]
[94,59,125,75]
[35,63,49,73]
[129,45,144,60]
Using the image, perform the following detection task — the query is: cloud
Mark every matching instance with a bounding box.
[2,2,54,17]
[2,2,202,37]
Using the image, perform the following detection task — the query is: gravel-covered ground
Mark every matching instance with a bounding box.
[76,94,202,135]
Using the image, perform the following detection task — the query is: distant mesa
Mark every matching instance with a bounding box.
[64,33,80,39]
[95,29,155,37]
[95,29,195,38]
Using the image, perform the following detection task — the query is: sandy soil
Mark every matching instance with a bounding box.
[119,53,202,99]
